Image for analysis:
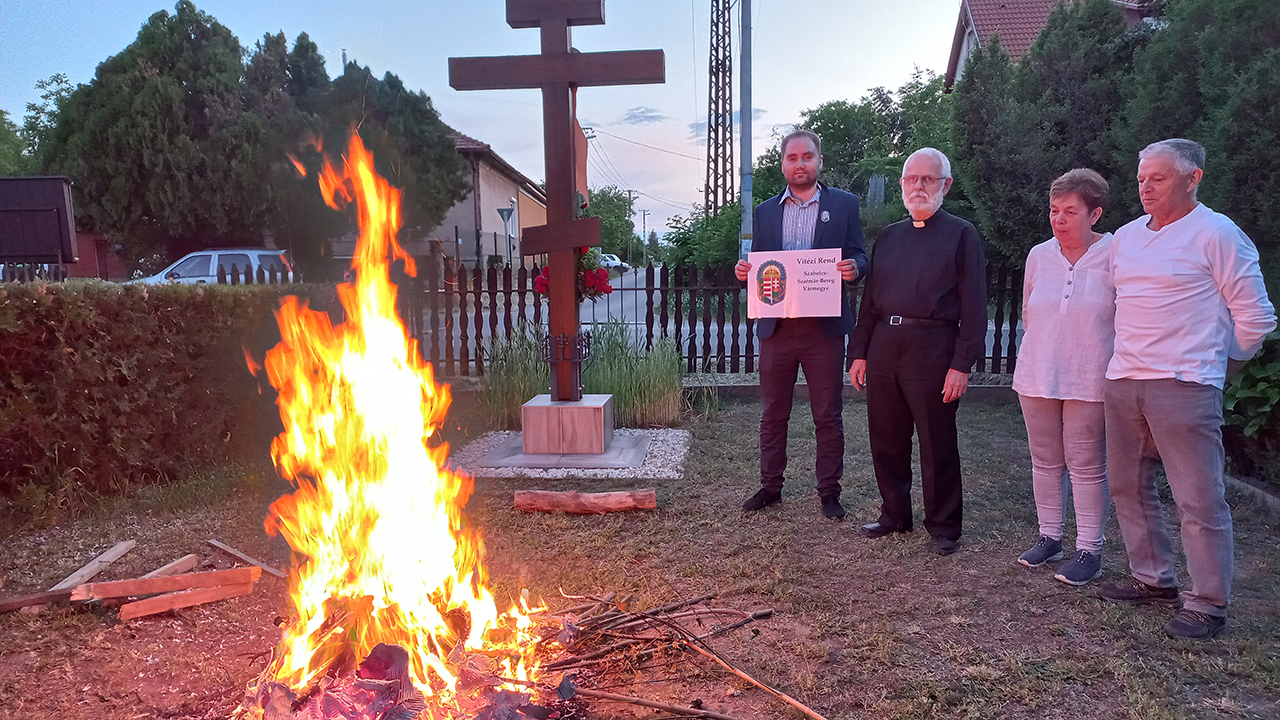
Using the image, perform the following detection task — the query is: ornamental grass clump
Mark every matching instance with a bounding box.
[478,322,548,430]
[583,321,682,428]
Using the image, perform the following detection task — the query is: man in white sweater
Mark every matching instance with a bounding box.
[1097,139,1276,639]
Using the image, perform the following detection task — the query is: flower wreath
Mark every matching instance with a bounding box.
[533,247,614,302]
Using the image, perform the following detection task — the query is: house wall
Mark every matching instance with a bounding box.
[428,157,539,266]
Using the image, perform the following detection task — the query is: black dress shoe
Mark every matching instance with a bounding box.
[821,497,846,520]
[929,536,959,556]
[742,488,782,512]
[859,522,904,538]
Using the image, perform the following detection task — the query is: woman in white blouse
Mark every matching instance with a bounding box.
[1012,169,1115,585]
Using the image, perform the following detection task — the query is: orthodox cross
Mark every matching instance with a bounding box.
[450,0,664,401]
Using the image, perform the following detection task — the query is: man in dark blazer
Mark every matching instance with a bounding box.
[735,129,868,519]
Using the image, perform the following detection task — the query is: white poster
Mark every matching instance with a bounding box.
[747,248,842,319]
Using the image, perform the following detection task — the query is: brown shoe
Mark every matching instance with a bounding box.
[1096,577,1180,607]
[1163,609,1226,640]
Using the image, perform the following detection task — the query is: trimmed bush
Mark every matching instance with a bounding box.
[1224,331,1280,489]
[0,280,338,524]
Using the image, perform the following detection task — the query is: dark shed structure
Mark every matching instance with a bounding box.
[0,176,79,263]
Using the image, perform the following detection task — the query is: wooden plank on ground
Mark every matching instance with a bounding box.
[141,554,200,579]
[49,540,137,591]
[206,539,285,578]
[118,582,255,621]
[514,489,657,514]
[71,566,262,602]
[0,590,72,613]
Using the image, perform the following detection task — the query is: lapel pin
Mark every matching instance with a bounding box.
[820,210,830,223]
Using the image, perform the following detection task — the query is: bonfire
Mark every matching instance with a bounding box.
[237,132,543,719]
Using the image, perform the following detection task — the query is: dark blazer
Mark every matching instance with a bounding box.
[752,184,868,339]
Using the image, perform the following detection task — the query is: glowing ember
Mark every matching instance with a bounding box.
[247,131,540,715]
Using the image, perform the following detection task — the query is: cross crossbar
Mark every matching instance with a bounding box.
[449,50,665,92]
[507,0,605,28]
[522,216,601,256]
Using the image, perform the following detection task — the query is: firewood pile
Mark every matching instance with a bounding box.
[0,538,277,620]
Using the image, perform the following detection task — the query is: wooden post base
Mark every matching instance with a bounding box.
[521,394,614,454]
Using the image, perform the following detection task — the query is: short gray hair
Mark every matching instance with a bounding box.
[1139,138,1205,175]
[903,147,952,179]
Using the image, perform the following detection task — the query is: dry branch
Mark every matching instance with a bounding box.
[142,554,200,579]
[48,540,136,591]
[119,582,255,620]
[514,489,657,514]
[207,539,285,578]
[681,641,830,720]
[71,566,262,601]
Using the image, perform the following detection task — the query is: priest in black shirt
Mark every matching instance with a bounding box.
[849,148,987,555]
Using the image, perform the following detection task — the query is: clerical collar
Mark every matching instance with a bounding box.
[912,220,925,228]
[910,210,940,228]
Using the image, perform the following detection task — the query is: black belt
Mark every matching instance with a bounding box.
[879,315,955,328]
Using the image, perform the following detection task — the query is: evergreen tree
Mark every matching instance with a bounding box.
[42,1,271,265]
[952,37,1051,265]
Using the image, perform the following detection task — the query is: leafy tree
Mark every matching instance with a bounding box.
[321,63,469,239]
[0,111,31,176]
[752,146,784,207]
[20,74,73,168]
[41,1,271,265]
[584,185,636,259]
[665,202,741,268]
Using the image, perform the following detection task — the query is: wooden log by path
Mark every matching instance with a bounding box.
[514,489,657,514]
[206,539,285,578]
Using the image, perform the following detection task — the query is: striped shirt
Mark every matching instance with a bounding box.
[781,185,821,250]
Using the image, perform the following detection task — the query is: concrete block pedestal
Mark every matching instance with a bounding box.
[521,394,614,454]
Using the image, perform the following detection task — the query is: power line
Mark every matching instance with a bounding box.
[636,190,696,213]
[591,129,702,161]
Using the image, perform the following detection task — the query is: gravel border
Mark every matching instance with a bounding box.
[449,428,691,480]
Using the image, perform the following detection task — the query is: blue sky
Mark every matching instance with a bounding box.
[0,0,962,229]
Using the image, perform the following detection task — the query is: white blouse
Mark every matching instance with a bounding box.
[1012,233,1115,402]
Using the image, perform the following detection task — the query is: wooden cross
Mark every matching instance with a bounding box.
[450,0,664,401]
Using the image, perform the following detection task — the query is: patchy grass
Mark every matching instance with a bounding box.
[0,396,1277,719]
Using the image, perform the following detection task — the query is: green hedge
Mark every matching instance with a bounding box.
[1224,331,1280,489]
[0,280,339,523]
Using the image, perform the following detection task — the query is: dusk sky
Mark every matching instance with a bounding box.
[1,0,962,230]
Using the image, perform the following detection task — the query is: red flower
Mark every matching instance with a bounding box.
[580,246,590,254]
[603,284,613,294]
[583,270,598,288]
[595,267,608,282]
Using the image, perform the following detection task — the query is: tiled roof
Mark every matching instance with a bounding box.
[449,131,490,153]
[966,0,1064,61]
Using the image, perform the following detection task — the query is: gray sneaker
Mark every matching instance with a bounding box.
[1055,550,1102,585]
[1018,535,1063,567]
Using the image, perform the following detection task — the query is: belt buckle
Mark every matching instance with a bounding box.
[888,315,903,326]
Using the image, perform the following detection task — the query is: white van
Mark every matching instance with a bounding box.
[131,248,293,285]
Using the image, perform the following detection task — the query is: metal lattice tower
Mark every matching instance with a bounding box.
[704,0,734,212]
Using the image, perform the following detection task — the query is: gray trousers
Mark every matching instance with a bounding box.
[1104,378,1232,617]
[1018,395,1109,552]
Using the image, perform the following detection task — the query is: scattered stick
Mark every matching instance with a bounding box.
[71,567,262,602]
[0,590,72,614]
[680,641,830,720]
[562,686,745,720]
[119,582,255,621]
[141,554,200,579]
[48,540,136,591]
[514,489,657,514]
[207,539,285,579]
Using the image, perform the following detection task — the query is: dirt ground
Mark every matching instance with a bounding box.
[1,397,1278,720]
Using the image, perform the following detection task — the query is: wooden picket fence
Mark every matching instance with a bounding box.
[393,257,1024,377]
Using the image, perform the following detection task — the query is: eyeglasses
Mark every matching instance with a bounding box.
[900,175,945,187]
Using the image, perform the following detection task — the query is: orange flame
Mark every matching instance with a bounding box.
[258,131,539,708]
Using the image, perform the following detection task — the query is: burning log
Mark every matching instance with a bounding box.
[513,489,657,514]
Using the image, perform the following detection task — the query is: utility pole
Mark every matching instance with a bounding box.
[638,209,650,262]
[624,189,640,266]
[705,0,734,213]
[739,0,753,258]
